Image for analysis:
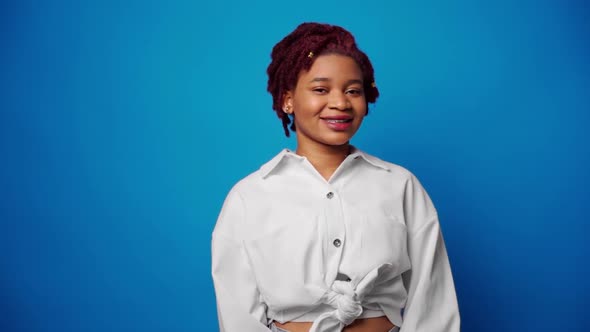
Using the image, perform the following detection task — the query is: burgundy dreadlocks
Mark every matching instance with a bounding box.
[267,22,380,137]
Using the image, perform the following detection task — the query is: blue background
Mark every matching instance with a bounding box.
[1,0,588,331]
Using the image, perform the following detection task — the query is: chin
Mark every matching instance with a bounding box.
[321,135,353,147]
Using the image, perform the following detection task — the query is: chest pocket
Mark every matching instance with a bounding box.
[243,211,327,311]
[358,213,410,277]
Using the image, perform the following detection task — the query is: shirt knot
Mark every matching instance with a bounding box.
[325,280,363,325]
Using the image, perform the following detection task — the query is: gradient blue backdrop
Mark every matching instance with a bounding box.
[1,0,588,331]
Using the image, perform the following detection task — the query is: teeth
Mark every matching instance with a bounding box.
[326,119,349,123]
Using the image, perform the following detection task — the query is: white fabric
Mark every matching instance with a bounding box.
[211,147,460,332]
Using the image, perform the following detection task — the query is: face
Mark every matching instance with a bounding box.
[283,54,367,150]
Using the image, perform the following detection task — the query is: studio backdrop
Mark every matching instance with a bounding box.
[1,0,588,331]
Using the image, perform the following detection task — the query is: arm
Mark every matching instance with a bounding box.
[211,188,271,332]
[400,175,460,332]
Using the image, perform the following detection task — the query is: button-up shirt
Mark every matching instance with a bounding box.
[211,147,460,332]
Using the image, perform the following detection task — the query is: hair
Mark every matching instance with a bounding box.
[267,22,380,137]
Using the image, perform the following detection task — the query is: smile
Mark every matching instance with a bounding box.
[324,119,352,123]
[321,117,354,131]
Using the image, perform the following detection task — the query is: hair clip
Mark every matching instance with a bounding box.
[308,51,314,58]
[371,82,376,88]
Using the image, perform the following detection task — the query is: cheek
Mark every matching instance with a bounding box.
[355,100,368,116]
[294,99,323,117]
[355,115,366,128]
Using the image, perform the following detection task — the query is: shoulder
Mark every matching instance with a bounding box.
[357,150,439,228]
[214,150,287,237]
[224,149,288,196]
[354,148,433,202]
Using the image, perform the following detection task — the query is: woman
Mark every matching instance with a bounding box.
[211,22,460,332]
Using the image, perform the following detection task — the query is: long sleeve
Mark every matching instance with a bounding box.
[400,176,460,332]
[211,189,271,332]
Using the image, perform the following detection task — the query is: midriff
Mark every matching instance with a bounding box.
[275,316,395,332]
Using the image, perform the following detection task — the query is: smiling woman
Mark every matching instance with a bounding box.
[211,22,460,332]
[282,54,368,179]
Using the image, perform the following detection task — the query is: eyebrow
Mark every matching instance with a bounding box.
[308,78,363,85]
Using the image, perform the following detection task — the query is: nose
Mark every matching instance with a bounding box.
[328,91,351,111]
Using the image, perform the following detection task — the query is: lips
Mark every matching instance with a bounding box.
[324,119,352,124]
[320,116,354,130]
[320,115,353,123]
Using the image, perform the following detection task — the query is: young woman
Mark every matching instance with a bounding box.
[211,22,460,332]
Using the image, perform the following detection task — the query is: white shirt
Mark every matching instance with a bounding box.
[211,147,460,332]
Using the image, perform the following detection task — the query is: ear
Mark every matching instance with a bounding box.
[282,91,294,114]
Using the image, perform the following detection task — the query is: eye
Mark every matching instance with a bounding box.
[312,87,328,94]
[346,88,363,96]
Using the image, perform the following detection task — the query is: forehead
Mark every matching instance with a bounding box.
[299,54,363,81]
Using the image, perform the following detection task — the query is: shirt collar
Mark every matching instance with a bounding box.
[349,146,392,172]
[259,146,390,179]
[259,149,295,179]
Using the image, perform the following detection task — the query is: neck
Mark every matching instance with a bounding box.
[296,142,351,181]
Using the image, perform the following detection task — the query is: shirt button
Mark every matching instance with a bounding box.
[326,192,334,199]
[333,238,342,247]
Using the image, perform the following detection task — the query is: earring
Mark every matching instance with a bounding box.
[283,106,291,114]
